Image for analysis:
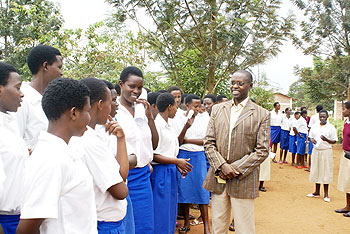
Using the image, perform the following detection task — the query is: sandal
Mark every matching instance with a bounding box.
[179,226,190,234]
[190,218,203,226]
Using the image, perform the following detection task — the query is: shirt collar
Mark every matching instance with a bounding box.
[231,97,249,108]
[155,114,170,128]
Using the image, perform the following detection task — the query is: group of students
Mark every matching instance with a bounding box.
[267,102,350,205]
[0,44,235,234]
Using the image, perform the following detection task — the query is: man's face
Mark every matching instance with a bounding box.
[203,98,215,115]
[230,72,252,102]
[319,112,328,125]
[0,72,23,112]
[46,55,63,82]
[295,113,300,120]
[186,99,201,114]
[343,105,350,118]
[170,90,182,107]
[168,103,178,118]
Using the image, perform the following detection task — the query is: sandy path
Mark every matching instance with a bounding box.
[183,144,350,234]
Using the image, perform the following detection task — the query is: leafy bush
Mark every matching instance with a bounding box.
[329,117,344,143]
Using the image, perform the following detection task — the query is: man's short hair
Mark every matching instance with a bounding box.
[167,86,182,94]
[0,62,17,86]
[345,101,350,110]
[216,94,227,102]
[294,111,301,115]
[204,94,217,103]
[300,106,307,111]
[102,80,115,90]
[80,78,108,104]
[147,92,161,105]
[236,70,253,82]
[42,78,89,121]
[316,104,323,113]
[156,93,175,112]
[301,110,307,116]
[185,94,200,105]
[273,102,279,107]
[319,109,328,116]
[119,66,143,83]
[27,45,61,75]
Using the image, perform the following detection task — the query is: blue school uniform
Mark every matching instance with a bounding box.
[289,135,297,154]
[151,164,178,234]
[0,214,20,234]
[98,220,125,234]
[308,141,314,155]
[127,166,154,234]
[297,133,307,155]
[121,195,135,234]
[280,129,290,150]
[271,126,281,144]
[177,150,210,204]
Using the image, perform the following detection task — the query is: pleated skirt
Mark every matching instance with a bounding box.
[309,148,333,184]
[271,126,281,144]
[280,129,290,150]
[337,153,350,193]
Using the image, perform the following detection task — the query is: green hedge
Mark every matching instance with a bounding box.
[329,117,344,143]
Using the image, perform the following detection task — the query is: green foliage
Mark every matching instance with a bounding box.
[0,0,63,78]
[109,0,296,95]
[292,0,350,56]
[329,117,344,143]
[249,75,274,109]
[291,56,350,110]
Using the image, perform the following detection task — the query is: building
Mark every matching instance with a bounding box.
[273,92,294,111]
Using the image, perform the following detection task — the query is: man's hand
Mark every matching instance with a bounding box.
[219,163,240,180]
[105,116,125,138]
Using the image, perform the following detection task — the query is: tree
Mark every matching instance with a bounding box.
[109,0,296,95]
[0,0,63,77]
[249,74,274,109]
[292,0,350,56]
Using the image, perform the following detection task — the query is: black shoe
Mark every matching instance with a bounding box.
[343,212,350,217]
[335,209,350,214]
[259,187,267,192]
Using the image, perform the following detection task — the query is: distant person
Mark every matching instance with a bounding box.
[168,86,182,108]
[216,94,228,103]
[306,104,323,171]
[115,83,121,96]
[180,94,188,111]
[335,101,350,217]
[147,92,161,119]
[289,111,301,166]
[294,110,308,168]
[301,106,310,125]
[279,107,292,163]
[204,70,270,234]
[270,102,283,163]
[16,45,63,151]
[203,94,217,115]
[306,110,337,203]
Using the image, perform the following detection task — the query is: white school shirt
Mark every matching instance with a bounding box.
[309,123,338,150]
[176,111,210,152]
[116,104,153,168]
[153,115,179,163]
[70,126,127,222]
[309,113,320,128]
[296,117,308,134]
[281,115,293,131]
[0,156,5,201]
[270,110,283,127]
[0,111,28,215]
[289,118,299,136]
[21,132,97,234]
[16,82,48,149]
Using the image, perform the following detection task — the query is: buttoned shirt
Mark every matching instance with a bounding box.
[116,103,153,168]
[0,111,28,214]
[70,127,126,222]
[153,115,179,163]
[21,132,97,234]
[270,110,283,127]
[16,82,48,149]
[227,97,249,159]
[309,123,338,149]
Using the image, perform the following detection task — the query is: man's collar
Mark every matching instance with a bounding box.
[231,97,249,108]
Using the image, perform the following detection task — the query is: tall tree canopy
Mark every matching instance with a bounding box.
[109,0,295,95]
[0,0,63,76]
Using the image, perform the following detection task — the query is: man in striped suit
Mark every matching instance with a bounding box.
[203,70,270,234]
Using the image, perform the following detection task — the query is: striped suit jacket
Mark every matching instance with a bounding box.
[203,99,270,199]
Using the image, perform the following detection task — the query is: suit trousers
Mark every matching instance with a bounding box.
[211,187,255,234]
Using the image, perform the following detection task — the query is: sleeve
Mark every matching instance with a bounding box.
[21,155,63,219]
[15,99,29,140]
[204,105,227,172]
[330,125,338,141]
[83,139,123,193]
[309,127,316,139]
[153,123,164,155]
[231,111,271,179]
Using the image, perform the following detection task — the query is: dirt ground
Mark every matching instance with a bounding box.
[180,144,350,234]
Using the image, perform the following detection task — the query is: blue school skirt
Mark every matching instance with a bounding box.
[271,126,281,144]
[127,166,154,234]
[177,150,210,204]
[297,133,307,155]
[308,141,314,155]
[98,220,125,234]
[0,214,20,234]
[121,195,135,234]
[151,164,178,234]
[280,129,290,150]
[289,135,297,154]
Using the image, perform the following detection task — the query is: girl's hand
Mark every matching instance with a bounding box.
[105,116,125,138]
